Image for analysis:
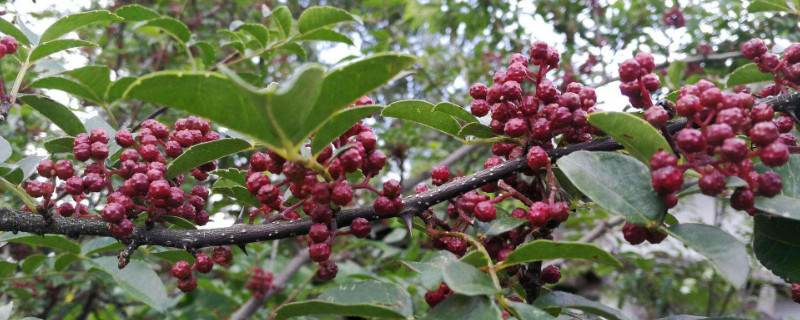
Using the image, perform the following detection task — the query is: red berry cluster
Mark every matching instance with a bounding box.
[661,7,686,28]
[468,40,600,146]
[24,117,217,241]
[648,78,794,216]
[539,265,562,285]
[618,52,661,110]
[0,35,18,60]
[424,283,452,307]
[792,283,800,304]
[243,96,399,281]
[621,222,667,245]
[245,267,274,298]
[211,246,233,267]
[741,38,800,96]
[170,252,217,292]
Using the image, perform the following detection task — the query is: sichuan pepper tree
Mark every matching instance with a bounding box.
[0,1,800,320]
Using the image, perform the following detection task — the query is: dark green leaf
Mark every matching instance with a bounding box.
[63,65,112,101]
[419,294,502,320]
[666,224,749,288]
[165,138,251,179]
[433,102,479,123]
[150,249,195,264]
[557,151,665,227]
[4,156,47,184]
[160,215,197,230]
[212,177,262,207]
[484,215,527,236]
[274,280,412,320]
[270,6,293,38]
[459,250,491,268]
[754,195,800,220]
[44,136,74,154]
[21,254,47,274]
[753,214,800,283]
[54,253,79,271]
[311,105,382,154]
[305,53,415,139]
[115,4,161,21]
[382,100,462,138]
[106,77,137,103]
[506,300,555,320]
[534,291,628,320]
[212,168,249,186]
[586,112,672,165]
[747,0,793,12]
[442,261,499,296]
[88,256,169,313]
[29,39,97,62]
[0,17,31,45]
[458,123,497,138]
[399,251,458,290]
[26,76,100,102]
[500,240,622,269]
[0,261,16,277]
[124,71,281,151]
[134,17,191,43]
[726,63,774,87]
[297,6,359,34]
[19,95,86,136]
[235,23,269,46]
[81,238,125,255]
[295,28,353,45]
[40,11,123,42]
[0,232,81,254]
[763,154,800,196]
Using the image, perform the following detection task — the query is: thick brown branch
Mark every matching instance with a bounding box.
[0,117,689,249]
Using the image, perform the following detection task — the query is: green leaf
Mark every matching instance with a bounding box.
[433,102,479,123]
[586,112,672,165]
[666,224,749,288]
[298,6,359,34]
[88,256,169,313]
[192,41,216,66]
[124,71,280,151]
[43,136,74,154]
[0,261,16,277]
[311,105,382,154]
[212,168,248,186]
[399,251,458,290]
[459,250,491,268]
[506,300,555,320]
[134,17,191,43]
[0,232,81,254]
[40,10,123,42]
[280,42,307,60]
[726,63,774,87]
[753,214,800,283]
[295,28,353,45]
[235,23,269,46]
[270,6,293,38]
[212,179,261,207]
[665,91,678,103]
[442,261,499,296]
[81,238,125,255]
[62,65,112,101]
[534,291,628,320]
[160,215,197,230]
[19,95,86,136]
[762,154,800,196]
[106,77,137,103]
[0,136,10,163]
[165,138,251,179]
[274,280,412,320]
[557,151,665,227]
[500,240,622,269]
[382,100,462,138]
[419,294,502,320]
[4,156,47,184]
[305,53,415,139]
[748,0,793,12]
[754,195,800,220]
[21,254,47,274]
[458,122,497,138]
[484,215,527,237]
[0,18,31,45]
[27,76,100,102]
[29,39,97,62]
[150,249,195,264]
[54,253,79,271]
[666,60,686,89]
[115,4,161,21]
